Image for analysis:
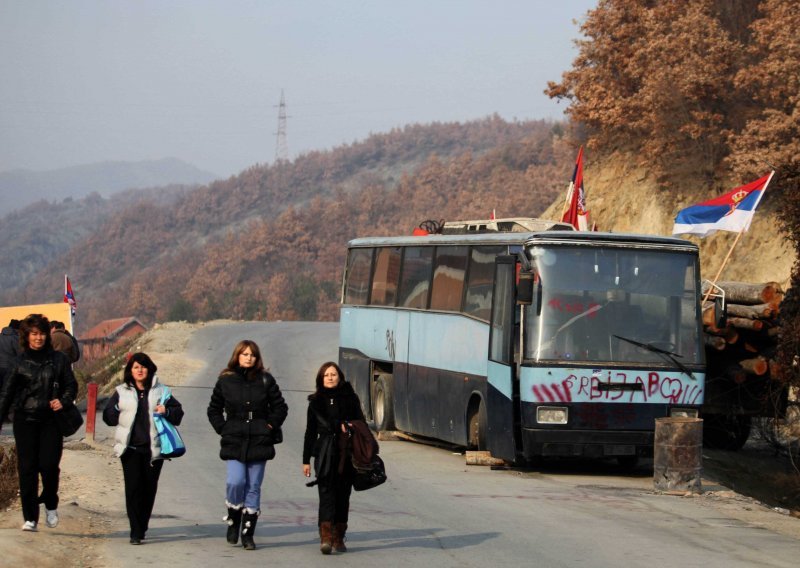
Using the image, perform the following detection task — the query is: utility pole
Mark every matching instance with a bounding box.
[274,89,289,163]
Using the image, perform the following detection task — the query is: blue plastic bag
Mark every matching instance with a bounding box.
[154,387,186,458]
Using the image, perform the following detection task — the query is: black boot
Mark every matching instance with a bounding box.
[225,507,242,546]
[240,511,259,551]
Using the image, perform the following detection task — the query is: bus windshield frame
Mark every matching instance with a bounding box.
[524,243,704,367]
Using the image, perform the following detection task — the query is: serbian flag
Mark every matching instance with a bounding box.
[64,275,77,315]
[561,146,590,231]
[672,172,774,238]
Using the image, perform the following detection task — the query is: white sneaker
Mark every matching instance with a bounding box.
[45,509,59,528]
[22,520,38,532]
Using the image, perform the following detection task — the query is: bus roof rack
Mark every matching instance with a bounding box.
[441,217,575,234]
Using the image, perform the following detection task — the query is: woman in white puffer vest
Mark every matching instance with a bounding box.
[103,352,183,545]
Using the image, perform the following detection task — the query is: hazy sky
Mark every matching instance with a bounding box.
[0,1,596,179]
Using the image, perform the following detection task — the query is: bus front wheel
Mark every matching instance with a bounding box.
[373,375,395,432]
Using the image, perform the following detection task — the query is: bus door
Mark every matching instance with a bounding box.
[486,256,518,462]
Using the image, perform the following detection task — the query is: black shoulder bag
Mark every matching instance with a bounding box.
[52,377,84,438]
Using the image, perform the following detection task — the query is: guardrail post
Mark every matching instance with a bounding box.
[86,382,98,441]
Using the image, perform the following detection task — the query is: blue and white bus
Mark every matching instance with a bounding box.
[338,218,705,464]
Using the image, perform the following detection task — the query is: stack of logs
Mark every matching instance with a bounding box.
[702,280,784,382]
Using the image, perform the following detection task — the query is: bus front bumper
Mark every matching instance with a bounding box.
[521,428,654,459]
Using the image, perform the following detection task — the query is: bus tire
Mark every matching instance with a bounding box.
[703,414,751,451]
[467,400,488,450]
[373,375,395,432]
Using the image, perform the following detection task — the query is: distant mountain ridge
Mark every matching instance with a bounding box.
[0,158,218,216]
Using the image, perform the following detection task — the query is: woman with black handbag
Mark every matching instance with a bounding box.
[103,352,183,544]
[0,313,78,532]
[207,340,288,551]
[302,361,365,554]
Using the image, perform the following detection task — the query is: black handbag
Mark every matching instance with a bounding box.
[352,455,387,491]
[52,378,83,437]
[54,403,83,437]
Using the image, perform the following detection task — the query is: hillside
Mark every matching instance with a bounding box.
[540,152,794,287]
[0,117,568,331]
[0,185,191,290]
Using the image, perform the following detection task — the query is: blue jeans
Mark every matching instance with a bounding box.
[226,460,266,512]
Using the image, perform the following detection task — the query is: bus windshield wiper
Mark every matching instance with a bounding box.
[612,335,696,381]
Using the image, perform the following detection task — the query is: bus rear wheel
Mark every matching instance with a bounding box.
[373,375,395,432]
[467,400,488,450]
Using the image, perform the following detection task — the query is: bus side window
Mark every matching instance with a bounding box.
[344,248,373,305]
[464,245,505,320]
[430,246,468,312]
[398,246,433,309]
[371,247,402,306]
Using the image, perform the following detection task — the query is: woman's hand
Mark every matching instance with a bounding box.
[154,404,166,415]
[303,464,311,477]
[50,399,63,411]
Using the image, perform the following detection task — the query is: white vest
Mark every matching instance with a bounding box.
[112,375,167,461]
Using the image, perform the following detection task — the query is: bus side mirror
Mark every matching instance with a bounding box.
[714,295,727,328]
[517,271,534,306]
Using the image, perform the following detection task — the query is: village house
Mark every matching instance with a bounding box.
[79,316,147,361]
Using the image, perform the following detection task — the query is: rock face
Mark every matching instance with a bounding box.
[541,153,793,287]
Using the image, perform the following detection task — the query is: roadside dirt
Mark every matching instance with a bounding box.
[0,321,798,565]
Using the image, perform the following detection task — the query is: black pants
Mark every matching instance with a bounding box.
[13,415,63,523]
[121,448,164,539]
[317,458,355,524]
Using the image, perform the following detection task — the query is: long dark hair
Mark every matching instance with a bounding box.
[19,313,52,351]
[222,340,265,378]
[124,352,158,389]
[309,361,345,400]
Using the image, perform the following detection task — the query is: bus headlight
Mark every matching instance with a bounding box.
[670,408,699,418]
[537,406,568,424]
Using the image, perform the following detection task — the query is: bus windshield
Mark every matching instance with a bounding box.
[524,244,703,366]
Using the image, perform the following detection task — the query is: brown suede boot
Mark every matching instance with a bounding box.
[333,522,347,552]
[319,521,333,555]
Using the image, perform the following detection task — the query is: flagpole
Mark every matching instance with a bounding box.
[701,170,776,303]
[702,230,745,303]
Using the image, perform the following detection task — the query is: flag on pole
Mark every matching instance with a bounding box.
[672,172,774,238]
[64,275,77,315]
[561,146,591,231]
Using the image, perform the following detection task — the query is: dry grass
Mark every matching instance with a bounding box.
[0,444,18,509]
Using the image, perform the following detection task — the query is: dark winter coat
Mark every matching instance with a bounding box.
[302,381,364,479]
[207,368,288,462]
[0,326,21,386]
[50,328,81,363]
[0,347,78,424]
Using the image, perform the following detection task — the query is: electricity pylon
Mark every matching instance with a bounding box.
[274,89,289,163]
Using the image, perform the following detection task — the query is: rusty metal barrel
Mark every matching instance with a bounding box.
[653,417,703,493]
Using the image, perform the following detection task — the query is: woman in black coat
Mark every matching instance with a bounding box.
[302,361,364,554]
[0,313,78,532]
[207,339,288,551]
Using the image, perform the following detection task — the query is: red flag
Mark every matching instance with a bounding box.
[490,209,496,220]
[64,275,77,315]
[561,146,591,230]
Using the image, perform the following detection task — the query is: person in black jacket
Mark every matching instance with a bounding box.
[302,361,365,554]
[0,313,78,532]
[207,340,288,551]
[0,319,22,389]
